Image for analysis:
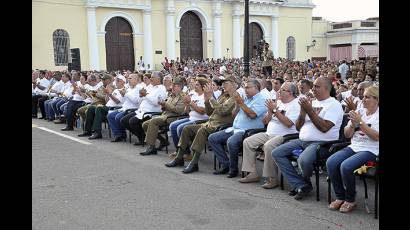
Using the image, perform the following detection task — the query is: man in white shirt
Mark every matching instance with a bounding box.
[108,74,142,142]
[272,77,344,200]
[124,71,167,145]
[32,70,51,118]
[44,73,72,121]
[338,60,349,81]
[140,77,186,155]
[239,82,300,188]
[38,73,64,119]
[344,81,372,113]
[78,74,114,139]
[61,74,99,131]
[297,79,313,99]
[270,78,284,100]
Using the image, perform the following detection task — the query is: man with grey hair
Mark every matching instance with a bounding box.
[272,77,344,200]
[124,71,168,145]
[344,81,372,113]
[239,82,300,188]
[209,78,267,178]
[140,77,186,155]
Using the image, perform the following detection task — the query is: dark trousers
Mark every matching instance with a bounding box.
[65,100,85,128]
[121,113,149,142]
[32,94,48,116]
[85,105,109,133]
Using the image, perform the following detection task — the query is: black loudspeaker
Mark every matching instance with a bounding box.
[68,48,81,71]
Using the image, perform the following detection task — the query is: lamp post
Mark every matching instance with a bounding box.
[307,39,317,52]
[243,0,250,77]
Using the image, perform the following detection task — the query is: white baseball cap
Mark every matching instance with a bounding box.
[116,74,126,82]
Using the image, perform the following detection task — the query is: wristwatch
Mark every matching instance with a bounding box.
[359,121,363,125]
[272,108,277,113]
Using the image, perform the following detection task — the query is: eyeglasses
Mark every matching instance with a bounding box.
[280,88,291,92]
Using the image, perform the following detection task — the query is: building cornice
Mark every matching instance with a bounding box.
[85,0,148,10]
[326,29,379,37]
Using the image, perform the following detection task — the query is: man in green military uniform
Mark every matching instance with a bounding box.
[140,77,186,156]
[165,74,238,174]
[78,74,113,139]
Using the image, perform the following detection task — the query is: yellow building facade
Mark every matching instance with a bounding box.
[33,0,321,71]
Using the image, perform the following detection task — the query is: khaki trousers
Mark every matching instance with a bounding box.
[142,116,169,146]
[241,132,284,178]
[77,104,91,121]
[178,124,215,154]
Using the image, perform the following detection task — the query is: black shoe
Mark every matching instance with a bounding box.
[213,167,229,175]
[294,186,313,200]
[156,141,169,151]
[61,127,73,131]
[227,171,238,178]
[32,115,38,118]
[38,117,45,119]
[165,158,184,167]
[111,136,126,142]
[78,132,92,137]
[140,146,157,156]
[88,132,102,140]
[288,189,298,196]
[182,162,198,173]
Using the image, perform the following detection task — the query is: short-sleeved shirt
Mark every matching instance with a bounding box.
[299,97,344,141]
[349,107,379,155]
[106,88,124,107]
[188,93,209,121]
[229,92,267,133]
[266,98,300,136]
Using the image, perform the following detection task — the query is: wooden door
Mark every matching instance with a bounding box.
[105,17,135,71]
[249,22,263,58]
[180,12,203,60]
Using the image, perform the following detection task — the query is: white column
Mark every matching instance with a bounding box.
[351,43,359,60]
[232,15,241,58]
[143,9,153,69]
[166,0,176,60]
[213,1,222,59]
[232,3,241,58]
[271,15,278,58]
[86,7,100,70]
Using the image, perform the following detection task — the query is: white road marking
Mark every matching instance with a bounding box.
[36,126,92,145]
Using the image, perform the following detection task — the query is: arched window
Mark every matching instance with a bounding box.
[53,29,70,66]
[286,36,296,60]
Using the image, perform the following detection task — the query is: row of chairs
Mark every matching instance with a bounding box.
[75,110,379,219]
[214,114,379,219]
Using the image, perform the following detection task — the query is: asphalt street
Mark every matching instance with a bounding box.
[32,119,379,230]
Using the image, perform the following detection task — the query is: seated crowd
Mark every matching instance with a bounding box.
[32,57,379,215]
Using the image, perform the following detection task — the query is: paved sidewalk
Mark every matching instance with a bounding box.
[32,119,379,230]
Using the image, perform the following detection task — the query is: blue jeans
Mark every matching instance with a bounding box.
[271,139,325,190]
[51,97,67,116]
[44,98,55,119]
[60,101,69,116]
[326,147,376,202]
[107,110,127,138]
[208,130,244,172]
[169,118,195,147]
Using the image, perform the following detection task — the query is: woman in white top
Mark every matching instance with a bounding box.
[326,86,379,213]
[169,77,209,154]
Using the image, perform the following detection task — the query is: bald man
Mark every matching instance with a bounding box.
[271,77,344,200]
